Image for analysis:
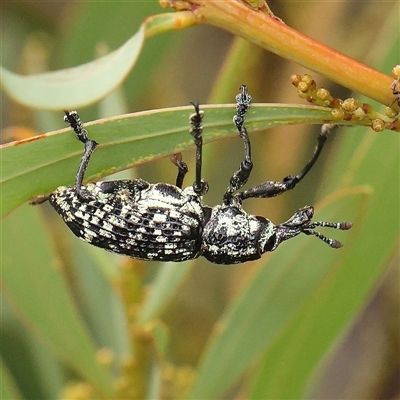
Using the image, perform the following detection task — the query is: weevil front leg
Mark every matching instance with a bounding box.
[237,124,336,201]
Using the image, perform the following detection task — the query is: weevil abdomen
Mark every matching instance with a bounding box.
[50,180,205,261]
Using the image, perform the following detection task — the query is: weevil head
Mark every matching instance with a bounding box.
[254,207,315,254]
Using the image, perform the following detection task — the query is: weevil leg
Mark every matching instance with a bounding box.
[64,111,98,196]
[189,102,208,195]
[170,153,189,189]
[223,85,253,205]
[237,124,336,201]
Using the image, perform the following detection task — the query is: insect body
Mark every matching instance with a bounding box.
[41,86,352,264]
[51,179,209,261]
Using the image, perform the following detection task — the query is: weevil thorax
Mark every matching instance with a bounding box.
[201,197,277,264]
[49,179,207,262]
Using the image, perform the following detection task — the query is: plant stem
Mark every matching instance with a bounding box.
[159,0,396,108]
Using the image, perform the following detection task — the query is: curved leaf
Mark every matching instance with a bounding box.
[0,26,144,110]
[1,104,350,217]
[0,11,197,110]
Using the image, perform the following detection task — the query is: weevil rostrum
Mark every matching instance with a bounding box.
[34,86,352,264]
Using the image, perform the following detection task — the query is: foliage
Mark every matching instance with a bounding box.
[1,1,399,399]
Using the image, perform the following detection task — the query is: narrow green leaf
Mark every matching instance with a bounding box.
[0,26,144,110]
[137,262,192,326]
[148,322,170,363]
[1,104,350,217]
[68,239,132,368]
[250,126,399,399]
[0,10,196,110]
[1,360,24,400]
[248,17,400,399]
[186,190,367,400]
[1,205,114,396]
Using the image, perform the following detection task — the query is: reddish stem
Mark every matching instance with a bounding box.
[160,0,396,108]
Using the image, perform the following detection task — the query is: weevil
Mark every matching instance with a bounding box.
[34,86,352,264]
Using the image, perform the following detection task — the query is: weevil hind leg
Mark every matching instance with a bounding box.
[64,111,98,197]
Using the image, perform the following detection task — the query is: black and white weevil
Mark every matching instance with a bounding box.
[36,86,352,264]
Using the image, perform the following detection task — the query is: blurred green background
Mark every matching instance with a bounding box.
[1,1,399,399]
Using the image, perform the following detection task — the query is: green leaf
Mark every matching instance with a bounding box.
[247,12,400,399]
[1,360,24,400]
[250,126,399,399]
[1,104,340,217]
[186,122,399,400]
[67,239,132,368]
[186,190,368,400]
[0,26,144,110]
[0,10,196,111]
[1,205,114,396]
[148,322,170,363]
[56,3,170,109]
[137,262,193,327]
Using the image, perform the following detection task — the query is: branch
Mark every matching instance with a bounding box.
[159,0,396,108]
